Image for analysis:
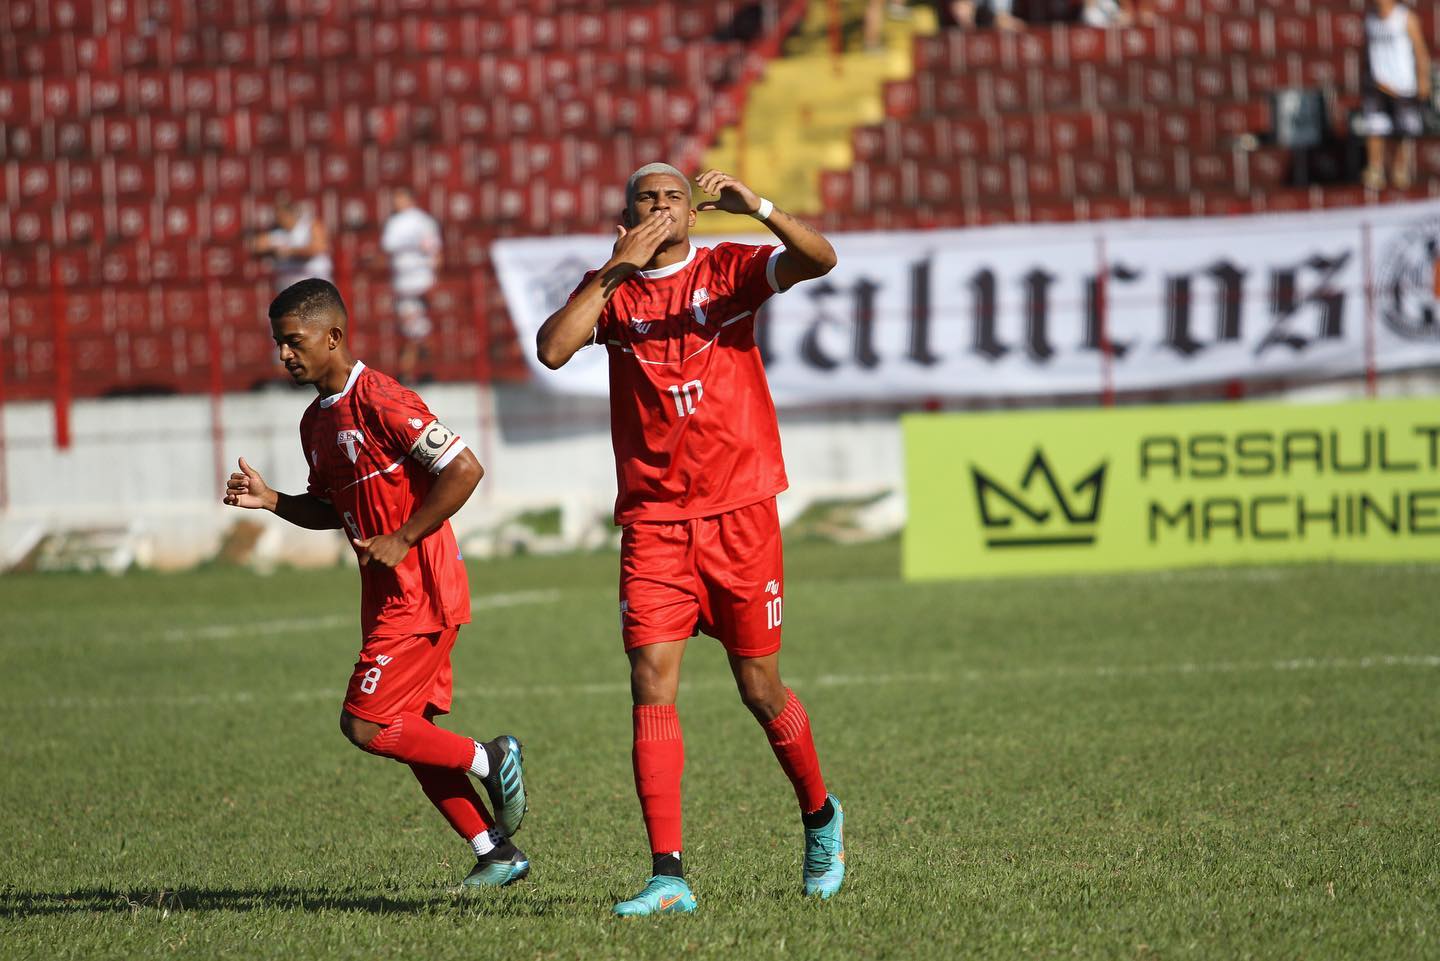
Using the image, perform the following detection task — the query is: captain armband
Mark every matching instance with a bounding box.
[409,420,467,474]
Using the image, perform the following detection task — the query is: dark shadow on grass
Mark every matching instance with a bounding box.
[0,885,594,918]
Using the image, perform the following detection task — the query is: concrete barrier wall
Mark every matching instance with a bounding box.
[0,380,905,570]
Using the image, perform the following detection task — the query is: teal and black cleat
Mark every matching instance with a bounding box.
[802,794,845,899]
[478,735,528,837]
[612,875,698,917]
[462,843,530,888]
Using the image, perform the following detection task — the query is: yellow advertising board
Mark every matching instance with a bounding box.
[903,397,1440,580]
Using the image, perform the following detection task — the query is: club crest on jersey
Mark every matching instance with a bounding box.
[336,429,365,463]
[629,318,653,335]
[691,287,710,326]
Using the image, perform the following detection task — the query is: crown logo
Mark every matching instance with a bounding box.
[970,450,1107,549]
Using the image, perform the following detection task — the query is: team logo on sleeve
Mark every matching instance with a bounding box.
[409,420,459,471]
[336,430,365,463]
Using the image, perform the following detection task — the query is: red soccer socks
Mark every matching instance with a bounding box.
[362,711,478,770]
[763,689,828,815]
[632,704,685,855]
[408,763,491,840]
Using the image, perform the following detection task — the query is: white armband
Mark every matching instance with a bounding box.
[409,420,466,474]
[751,197,774,221]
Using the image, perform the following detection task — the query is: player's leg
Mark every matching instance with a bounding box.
[1392,100,1423,190]
[727,651,845,898]
[340,629,530,884]
[614,638,698,917]
[704,499,845,899]
[395,296,431,384]
[613,520,700,917]
[1362,93,1391,190]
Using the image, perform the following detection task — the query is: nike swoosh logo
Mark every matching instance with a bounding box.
[659,894,683,910]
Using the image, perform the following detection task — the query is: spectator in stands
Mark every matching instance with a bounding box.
[1361,0,1432,191]
[380,186,443,384]
[863,0,913,51]
[934,0,1023,33]
[1081,0,1157,27]
[252,194,333,291]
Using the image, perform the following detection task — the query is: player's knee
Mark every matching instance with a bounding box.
[737,673,786,720]
[629,659,676,704]
[339,711,382,749]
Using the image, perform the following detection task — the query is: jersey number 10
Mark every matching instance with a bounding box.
[667,379,704,417]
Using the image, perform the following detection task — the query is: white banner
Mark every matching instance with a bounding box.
[493,200,1440,404]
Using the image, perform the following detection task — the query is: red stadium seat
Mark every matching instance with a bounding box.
[14,160,61,205]
[1160,18,1205,59]
[109,198,156,241]
[161,156,204,199]
[102,287,156,334]
[1072,155,1125,197]
[1186,150,1243,192]
[1271,15,1324,54]
[1046,111,1102,153]
[60,203,102,244]
[150,116,187,154]
[98,245,147,286]
[37,77,85,122]
[146,241,197,283]
[106,156,156,198]
[127,70,176,115]
[0,80,32,126]
[1133,152,1181,193]
[1033,63,1085,112]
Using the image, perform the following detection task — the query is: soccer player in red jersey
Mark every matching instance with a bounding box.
[223,279,530,888]
[536,164,846,915]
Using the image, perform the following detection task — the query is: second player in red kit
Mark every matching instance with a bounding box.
[224,279,531,888]
[537,164,847,915]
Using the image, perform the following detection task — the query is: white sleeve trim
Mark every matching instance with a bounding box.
[433,438,467,473]
[766,245,787,293]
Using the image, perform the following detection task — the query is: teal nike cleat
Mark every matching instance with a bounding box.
[612,875,698,917]
[477,735,527,837]
[803,794,845,899]
[462,843,530,888]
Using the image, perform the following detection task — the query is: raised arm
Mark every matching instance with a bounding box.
[351,448,483,568]
[535,210,676,369]
[223,457,342,530]
[695,169,837,291]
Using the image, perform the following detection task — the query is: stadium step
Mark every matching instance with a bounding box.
[695,0,938,235]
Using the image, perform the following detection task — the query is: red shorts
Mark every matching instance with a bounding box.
[620,497,785,658]
[342,626,459,723]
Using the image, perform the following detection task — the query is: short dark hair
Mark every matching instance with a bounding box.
[269,278,348,324]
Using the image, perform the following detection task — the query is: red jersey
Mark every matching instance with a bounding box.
[299,362,471,638]
[577,242,790,524]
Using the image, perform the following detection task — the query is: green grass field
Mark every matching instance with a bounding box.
[2,539,1437,960]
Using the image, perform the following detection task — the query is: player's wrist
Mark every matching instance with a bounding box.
[750,197,774,221]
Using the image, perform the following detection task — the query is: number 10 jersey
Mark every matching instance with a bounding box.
[578,242,791,525]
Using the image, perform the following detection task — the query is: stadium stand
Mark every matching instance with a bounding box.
[818,0,1440,231]
[2,0,1437,400]
[0,0,807,399]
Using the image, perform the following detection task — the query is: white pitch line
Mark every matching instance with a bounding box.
[88,589,564,647]
[16,654,1440,713]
